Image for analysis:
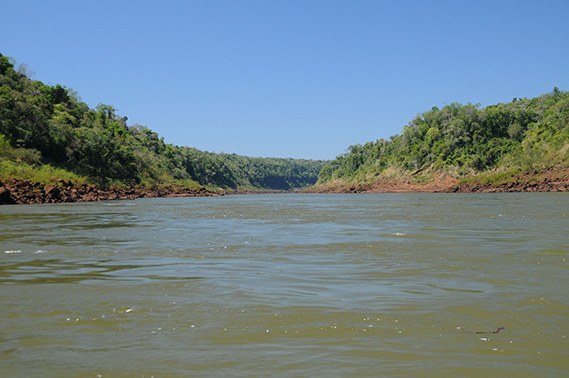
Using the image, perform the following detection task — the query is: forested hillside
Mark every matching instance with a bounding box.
[0,53,325,191]
[2,52,567,197]
[316,89,569,191]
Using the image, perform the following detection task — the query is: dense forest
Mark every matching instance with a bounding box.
[2,52,567,196]
[0,53,325,191]
[316,88,569,189]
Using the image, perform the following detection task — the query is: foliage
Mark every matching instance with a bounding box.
[317,89,569,185]
[0,53,325,190]
[0,159,87,185]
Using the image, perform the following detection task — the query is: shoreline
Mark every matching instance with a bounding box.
[2,169,569,205]
[0,179,222,205]
[308,168,569,194]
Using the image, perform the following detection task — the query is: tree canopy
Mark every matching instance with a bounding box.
[0,53,325,190]
[317,89,569,185]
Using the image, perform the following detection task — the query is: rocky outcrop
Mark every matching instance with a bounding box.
[308,169,569,194]
[0,184,16,204]
[0,180,222,205]
[448,169,569,193]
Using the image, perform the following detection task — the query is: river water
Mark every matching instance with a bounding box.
[1,193,568,377]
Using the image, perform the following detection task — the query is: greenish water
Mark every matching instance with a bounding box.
[1,193,568,377]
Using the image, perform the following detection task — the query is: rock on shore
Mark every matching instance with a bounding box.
[448,169,569,193]
[308,169,569,194]
[0,179,221,205]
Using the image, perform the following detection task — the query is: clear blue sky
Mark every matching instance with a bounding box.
[2,0,568,160]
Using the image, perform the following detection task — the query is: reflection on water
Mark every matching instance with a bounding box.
[0,258,205,284]
[1,194,568,377]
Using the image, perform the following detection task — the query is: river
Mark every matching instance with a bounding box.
[1,193,568,377]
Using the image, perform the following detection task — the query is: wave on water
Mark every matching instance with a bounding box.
[3,250,46,254]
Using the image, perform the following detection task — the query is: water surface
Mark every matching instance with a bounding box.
[1,193,568,377]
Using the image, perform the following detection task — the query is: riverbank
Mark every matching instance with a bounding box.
[449,168,569,193]
[0,179,222,205]
[308,174,457,193]
[308,168,569,194]
[3,168,569,204]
